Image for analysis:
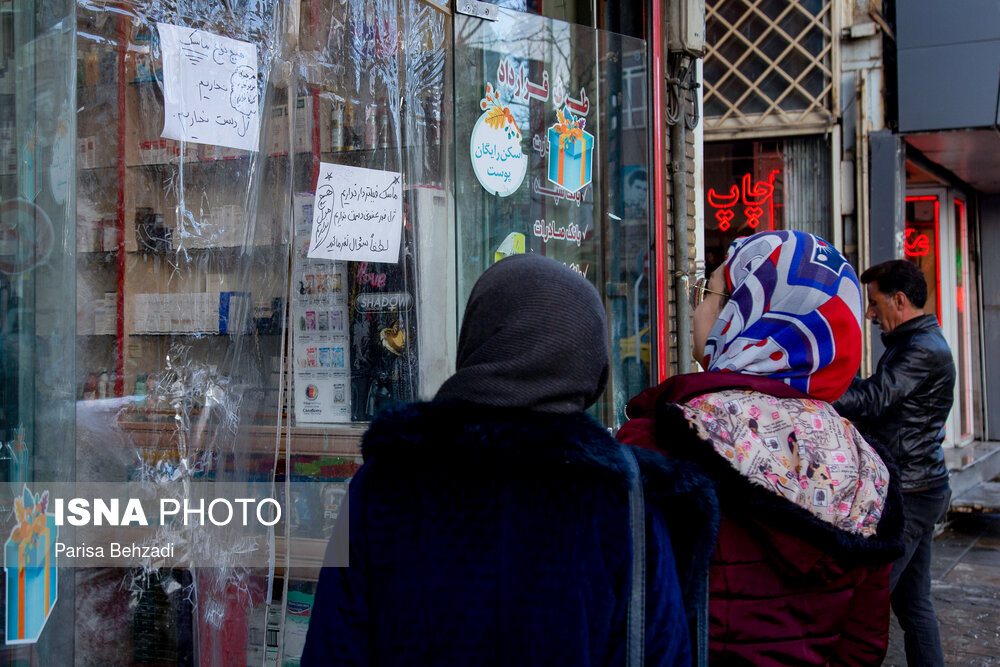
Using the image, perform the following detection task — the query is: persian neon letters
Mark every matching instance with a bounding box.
[470,82,528,196]
[904,228,931,257]
[707,170,780,232]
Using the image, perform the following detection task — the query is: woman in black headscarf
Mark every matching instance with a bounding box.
[303,254,715,666]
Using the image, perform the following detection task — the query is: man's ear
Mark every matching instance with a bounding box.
[892,290,910,310]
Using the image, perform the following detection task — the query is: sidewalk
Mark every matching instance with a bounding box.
[884,510,1000,666]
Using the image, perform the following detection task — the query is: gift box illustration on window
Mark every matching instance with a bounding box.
[4,486,58,645]
[547,110,594,194]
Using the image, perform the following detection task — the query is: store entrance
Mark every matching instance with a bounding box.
[905,189,975,447]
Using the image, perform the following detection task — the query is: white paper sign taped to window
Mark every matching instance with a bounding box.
[157,23,260,152]
[308,163,403,264]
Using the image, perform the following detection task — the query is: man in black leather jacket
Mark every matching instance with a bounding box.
[834,259,955,667]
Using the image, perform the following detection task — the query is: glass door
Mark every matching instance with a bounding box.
[904,189,974,447]
[0,0,77,660]
[952,197,974,444]
[453,7,652,428]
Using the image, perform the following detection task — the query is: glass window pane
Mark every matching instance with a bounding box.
[905,196,940,321]
[453,8,650,428]
[955,198,973,440]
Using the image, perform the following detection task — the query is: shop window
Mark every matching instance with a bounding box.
[703,0,835,136]
[905,196,941,321]
[3,0,654,663]
[622,62,646,129]
[454,9,652,428]
[905,193,975,446]
[704,135,830,270]
[954,199,974,442]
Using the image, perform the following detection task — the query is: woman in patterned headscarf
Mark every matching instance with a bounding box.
[619,230,905,666]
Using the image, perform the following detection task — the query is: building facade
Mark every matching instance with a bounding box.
[0,0,699,662]
[701,0,995,452]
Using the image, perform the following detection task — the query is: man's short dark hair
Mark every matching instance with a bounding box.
[859,259,928,308]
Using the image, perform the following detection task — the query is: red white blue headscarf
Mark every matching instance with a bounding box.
[703,230,863,402]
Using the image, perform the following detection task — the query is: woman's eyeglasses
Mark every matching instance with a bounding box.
[688,276,729,310]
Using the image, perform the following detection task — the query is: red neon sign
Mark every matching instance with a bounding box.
[904,227,930,257]
[707,170,780,231]
[904,195,942,324]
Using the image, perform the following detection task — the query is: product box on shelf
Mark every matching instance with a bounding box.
[101,219,119,252]
[76,218,103,252]
[219,291,252,335]
[267,104,289,156]
[0,121,16,173]
[94,292,117,335]
[77,136,98,169]
[281,587,315,666]
[293,96,331,154]
[133,291,251,335]
[198,143,246,162]
[135,209,172,253]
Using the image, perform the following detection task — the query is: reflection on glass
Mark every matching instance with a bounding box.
[954,198,973,441]
[454,9,650,428]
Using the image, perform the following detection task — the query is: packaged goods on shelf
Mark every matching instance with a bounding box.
[267,104,289,156]
[133,291,251,335]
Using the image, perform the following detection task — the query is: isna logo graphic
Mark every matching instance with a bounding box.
[4,486,58,644]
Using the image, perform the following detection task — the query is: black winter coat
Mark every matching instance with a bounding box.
[301,401,719,666]
[834,314,955,491]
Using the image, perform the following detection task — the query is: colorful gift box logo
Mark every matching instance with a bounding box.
[547,110,594,194]
[4,486,57,645]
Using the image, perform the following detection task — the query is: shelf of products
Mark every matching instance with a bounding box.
[68,3,452,664]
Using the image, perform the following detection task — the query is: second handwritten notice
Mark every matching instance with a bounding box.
[157,23,260,152]
[307,163,403,264]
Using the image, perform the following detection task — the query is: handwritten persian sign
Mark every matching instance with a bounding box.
[470,83,527,197]
[157,23,260,152]
[307,163,403,263]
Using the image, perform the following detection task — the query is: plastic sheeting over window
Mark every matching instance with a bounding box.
[0,0,449,662]
[73,0,287,664]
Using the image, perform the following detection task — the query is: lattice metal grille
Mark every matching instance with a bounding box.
[703,0,836,137]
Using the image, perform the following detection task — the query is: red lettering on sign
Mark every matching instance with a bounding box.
[904,227,931,257]
[707,170,780,231]
[357,262,387,288]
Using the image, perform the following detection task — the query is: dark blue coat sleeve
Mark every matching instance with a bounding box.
[302,470,370,666]
[644,505,693,666]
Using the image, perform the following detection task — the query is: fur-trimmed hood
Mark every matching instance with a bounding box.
[623,375,905,569]
[362,400,721,620]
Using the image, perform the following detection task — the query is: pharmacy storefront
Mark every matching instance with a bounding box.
[0,0,658,661]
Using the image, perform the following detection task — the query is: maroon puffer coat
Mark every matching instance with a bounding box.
[618,372,905,667]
